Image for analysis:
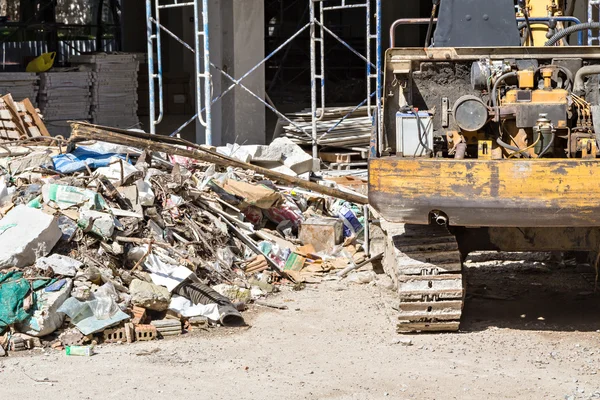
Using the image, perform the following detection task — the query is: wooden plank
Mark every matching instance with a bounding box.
[21,98,50,137]
[1,94,27,138]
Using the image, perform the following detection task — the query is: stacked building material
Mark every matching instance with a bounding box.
[0,73,39,105]
[38,69,93,137]
[281,106,372,148]
[71,53,140,129]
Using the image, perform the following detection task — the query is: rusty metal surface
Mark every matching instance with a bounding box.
[369,157,600,227]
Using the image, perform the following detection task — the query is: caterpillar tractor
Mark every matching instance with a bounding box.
[369,0,600,333]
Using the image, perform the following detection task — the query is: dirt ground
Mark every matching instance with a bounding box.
[2,252,600,400]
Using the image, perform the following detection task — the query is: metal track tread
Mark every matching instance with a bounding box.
[381,221,464,333]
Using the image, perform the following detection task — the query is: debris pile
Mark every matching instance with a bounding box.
[71,53,140,129]
[0,119,372,356]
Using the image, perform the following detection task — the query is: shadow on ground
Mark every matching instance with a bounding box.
[460,252,600,332]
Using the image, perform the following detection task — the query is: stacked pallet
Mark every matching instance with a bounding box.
[281,106,373,147]
[38,69,93,137]
[0,73,39,105]
[71,53,140,129]
[0,94,49,141]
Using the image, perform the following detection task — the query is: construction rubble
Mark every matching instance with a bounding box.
[0,116,372,356]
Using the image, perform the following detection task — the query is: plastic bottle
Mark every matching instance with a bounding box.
[65,345,93,356]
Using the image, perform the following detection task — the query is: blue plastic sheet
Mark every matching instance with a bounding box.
[52,146,128,174]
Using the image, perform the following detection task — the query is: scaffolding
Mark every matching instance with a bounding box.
[589,0,600,45]
[310,0,382,159]
[145,0,382,160]
[145,0,212,142]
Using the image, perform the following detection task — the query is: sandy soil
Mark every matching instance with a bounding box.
[2,252,600,400]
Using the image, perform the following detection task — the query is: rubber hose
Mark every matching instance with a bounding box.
[492,72,518,122]
[537,129,556,158]
[173,281,245,326]
[518,21,549,31]
[545,22,600,46]
[496,137,521,153]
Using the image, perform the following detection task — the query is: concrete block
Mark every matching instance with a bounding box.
[0,205,61,270]
[130,279,171,311]
[255,137,314,175]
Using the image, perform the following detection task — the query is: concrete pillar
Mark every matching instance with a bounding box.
[194,0,265,146]
[221,0,266,145]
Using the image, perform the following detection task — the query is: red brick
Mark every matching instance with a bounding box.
[134,324,157,341]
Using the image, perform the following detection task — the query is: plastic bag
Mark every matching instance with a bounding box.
[88,282,120,320]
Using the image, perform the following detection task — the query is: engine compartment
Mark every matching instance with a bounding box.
[383,48,600,160]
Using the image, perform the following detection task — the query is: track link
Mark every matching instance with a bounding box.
[380,221,464,333]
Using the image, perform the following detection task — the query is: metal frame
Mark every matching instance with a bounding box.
[310,0,382,158]
[145,0,212,143]
[389,16,584,48]
[589,0,600,45]
[145,0,382,157]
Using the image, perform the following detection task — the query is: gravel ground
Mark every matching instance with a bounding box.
[1,252,600,399]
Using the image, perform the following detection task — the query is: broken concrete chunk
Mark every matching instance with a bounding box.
[78,209,115,238]
[212,284,252,303]
[0,205,61,269]
[35,254,83,277]
[216,143,267,163]
[256,137,314,175]
[129,279,171,311]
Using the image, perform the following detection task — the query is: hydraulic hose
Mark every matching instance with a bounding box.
[545,22,600,46]
[537,129,556,158]
[492,71,518,122]
[425,0,440,47]
[496,136,521,153]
